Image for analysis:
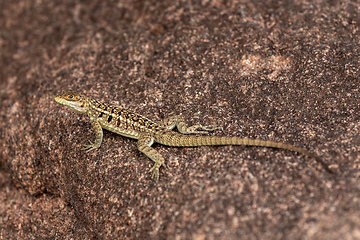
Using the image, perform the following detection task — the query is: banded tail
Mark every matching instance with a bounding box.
[155,131,334,174]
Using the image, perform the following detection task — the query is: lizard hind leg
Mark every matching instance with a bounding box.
[137,133,167,181]
[158,115,181,130]
[175,115,222,134]
[158,115,222,134]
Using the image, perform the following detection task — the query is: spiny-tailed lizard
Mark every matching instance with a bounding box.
[54,91,333,181]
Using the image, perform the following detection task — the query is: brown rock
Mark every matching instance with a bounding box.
[1,0,359,239]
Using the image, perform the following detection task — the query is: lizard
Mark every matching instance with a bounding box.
[54,91,333,181]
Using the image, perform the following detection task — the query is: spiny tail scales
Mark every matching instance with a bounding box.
[155,131,333,174]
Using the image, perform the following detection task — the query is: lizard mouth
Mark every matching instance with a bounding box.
[54,96,63,104]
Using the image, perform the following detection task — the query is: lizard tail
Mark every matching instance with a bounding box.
[156,133,334,174]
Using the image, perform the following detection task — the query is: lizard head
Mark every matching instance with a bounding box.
[54,91,88,114]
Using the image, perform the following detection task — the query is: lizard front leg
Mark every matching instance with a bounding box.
[82,117,103,152]
[137,133,167,181]
[159,115,222,134]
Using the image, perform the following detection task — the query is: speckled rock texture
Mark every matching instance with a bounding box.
[1,0,359,239]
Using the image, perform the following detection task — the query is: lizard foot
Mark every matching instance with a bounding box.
[198,124,223,132]
[184,124,223,134]
[82,140,100,152]
[149,161,167,182]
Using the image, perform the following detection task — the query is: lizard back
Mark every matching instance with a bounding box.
[87,98,161,139]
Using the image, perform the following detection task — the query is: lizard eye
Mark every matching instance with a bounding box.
[68,95,74,99]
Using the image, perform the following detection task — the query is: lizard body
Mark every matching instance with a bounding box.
[54,91,332,181]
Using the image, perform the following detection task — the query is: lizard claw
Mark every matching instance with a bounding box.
[151,169,160,182]
[185,124,222,134]
[82,140,99,152]
[149,161,167,182]
[201,124,222,131]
